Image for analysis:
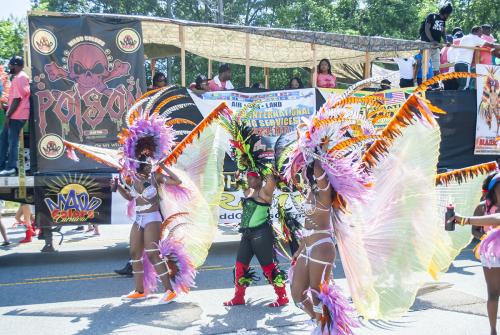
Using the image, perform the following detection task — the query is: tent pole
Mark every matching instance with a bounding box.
[179,26,186,87]
[422,49,429,80]
[364,52,371,79]
[208,59,212,78]
[311,44,317,87]
[245,33,250,87]
[151,59,157,80]
[264,67,269,89]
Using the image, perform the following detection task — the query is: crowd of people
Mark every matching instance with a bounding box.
[379,3,499,90]
[170,58,339,94]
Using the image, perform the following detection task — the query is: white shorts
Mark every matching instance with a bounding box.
[481,255,500,268]
[135,211,162,229]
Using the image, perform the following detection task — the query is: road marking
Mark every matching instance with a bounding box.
[0,274,120,286]
[0,264,237,287]
[3,249,473,287]
[25,273,120,281]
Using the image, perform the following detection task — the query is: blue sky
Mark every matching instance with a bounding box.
[2,0,31,20]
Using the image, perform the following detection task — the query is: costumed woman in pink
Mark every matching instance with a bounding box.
[112,121,183,304]
[64,85,230,306]
[284,112,367,334]
[451,172,500,335]
[316,59,336,88]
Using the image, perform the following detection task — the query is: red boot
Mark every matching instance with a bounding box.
[223,262,249,306]
[29,219,37,236]
[262,263,289,307]
[20,227,33,243]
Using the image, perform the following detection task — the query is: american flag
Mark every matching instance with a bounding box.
[383,91,406,105]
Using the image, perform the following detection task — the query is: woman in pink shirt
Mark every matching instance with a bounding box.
[316,59,336,88]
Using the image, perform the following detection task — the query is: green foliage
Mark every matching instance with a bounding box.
[0,19,26,64]
[5,0,497,89]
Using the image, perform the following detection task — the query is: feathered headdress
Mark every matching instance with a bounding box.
[283,79,382,207]
[218,102,272,176]
[284,72,477,209]
[118,116,176,177]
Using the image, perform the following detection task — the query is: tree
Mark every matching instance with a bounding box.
[0,18,26,64]
[21,0,500,89]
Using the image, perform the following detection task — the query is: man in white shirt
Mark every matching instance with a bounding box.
[395,57,416,87]
[454,26,498,90]
[375,57,416,88]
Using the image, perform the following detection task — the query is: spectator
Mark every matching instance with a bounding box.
[150,72,167,90]
[316,59,336,88]
[480,24,497,65]
[16,203,35,243]
[441,28,464,73]
[378,79,392,91]
[0,200,10,246]
[208,64,234,91]
[420,3,453,78]
[375,56,415,88]
[440,36,453,74]
[0,66,9,107]
[190,74,209,92]
[414,51,433,85]
[452,27,464,39]
[454,26,498,90]
[288,77,304,89]
[494,48,500,66]
[395,57,416,88]
[195,75,209,91]
[0,56,30,177]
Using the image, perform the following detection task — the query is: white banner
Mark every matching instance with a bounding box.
[190,88,316,136]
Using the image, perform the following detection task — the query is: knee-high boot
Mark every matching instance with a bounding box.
[262,263,289,307]
[224,261,251,306]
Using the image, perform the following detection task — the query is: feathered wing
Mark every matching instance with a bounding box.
[428,162,498,278]
[62,140,123,169]
[336,114,441,320]
[158,119,227,268]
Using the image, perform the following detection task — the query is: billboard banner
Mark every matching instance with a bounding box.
[34,173,112,226]
[475,65,500,155]
[191,88,316,136]
[28,15,146,172]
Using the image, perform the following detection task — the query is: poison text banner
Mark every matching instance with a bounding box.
[29,16,146,172]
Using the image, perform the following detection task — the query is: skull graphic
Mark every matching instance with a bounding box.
[45,42,131,96]
[68,44,109,94]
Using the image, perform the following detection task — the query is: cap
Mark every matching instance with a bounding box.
[9,56,24,67]
[381,79,391,85]
[481,24,492,29]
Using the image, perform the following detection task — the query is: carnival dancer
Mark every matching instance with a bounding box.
[447,171,500,335]
[111,153,182,302]
[219,109,289,307]
[64,85,230,303]
[283,72,488,333]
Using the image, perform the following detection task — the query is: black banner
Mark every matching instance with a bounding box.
[428,90,498,170]
[35,173,112,226]
[29,15,146,172]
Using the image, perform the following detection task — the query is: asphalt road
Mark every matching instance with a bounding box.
[0,220,497,335]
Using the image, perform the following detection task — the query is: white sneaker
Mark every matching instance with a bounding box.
[0,169,16,176]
